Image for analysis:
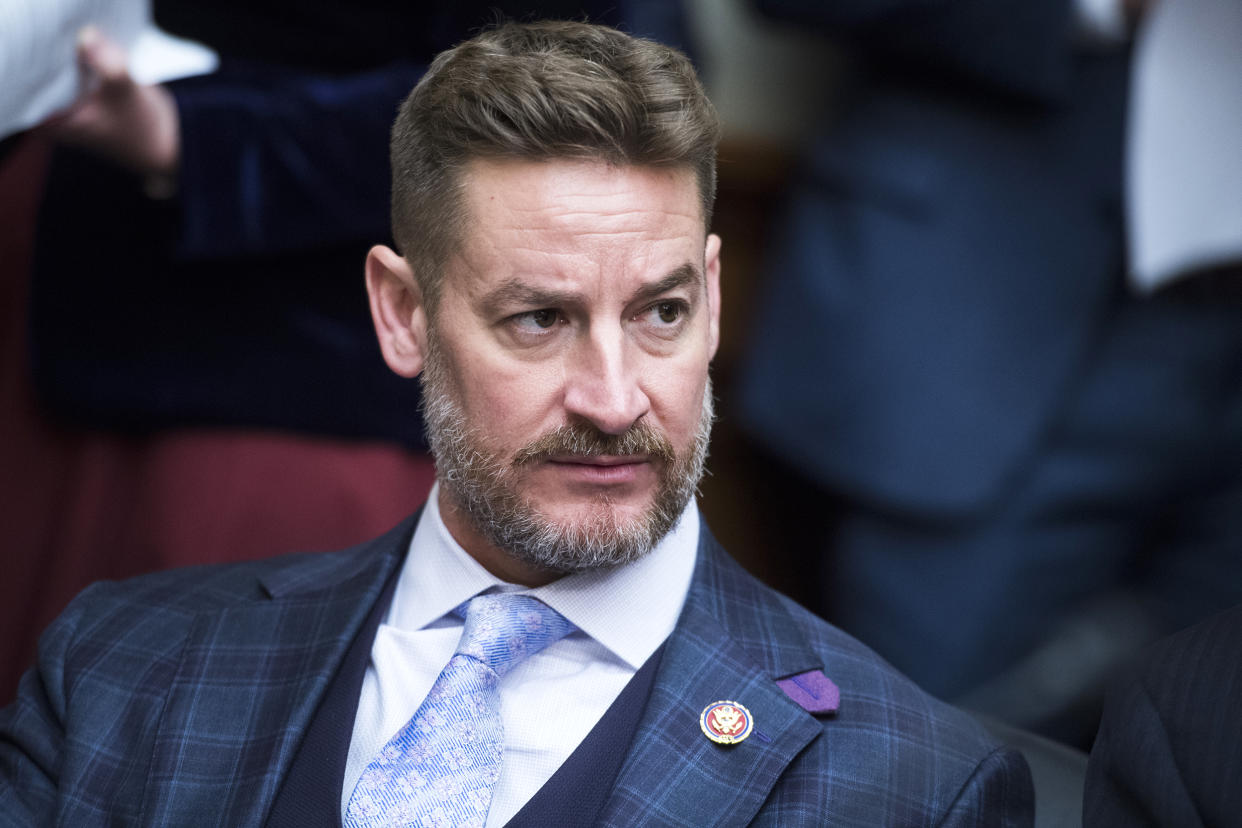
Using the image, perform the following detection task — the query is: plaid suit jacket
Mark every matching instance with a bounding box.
[0,513,1032,826]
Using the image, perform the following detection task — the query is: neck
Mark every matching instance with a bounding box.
[436,487,563,587]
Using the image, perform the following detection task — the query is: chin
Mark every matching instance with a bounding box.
[538,494,651,527]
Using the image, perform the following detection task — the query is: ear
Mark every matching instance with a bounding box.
[366,244,427,378]
[704,233,722,361]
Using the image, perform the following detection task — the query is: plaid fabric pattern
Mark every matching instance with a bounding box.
[0,513,1032,826]
[0,519,412,827]
[594,530,1033,826]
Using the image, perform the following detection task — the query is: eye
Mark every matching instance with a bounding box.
[635,298,691,343]
[508,308,565,337]
[528,309,559,329]
[655,301,682,324]
[643,299,689,327]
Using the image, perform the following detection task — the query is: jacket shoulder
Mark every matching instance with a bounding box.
[60,514,413,620]
[771,586,999,745]
[1,519,411,827]
[31,516,412,708]
[704,542,1033,825]
[704,535,993,745]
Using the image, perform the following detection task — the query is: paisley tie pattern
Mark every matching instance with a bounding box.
[344,594,574,828]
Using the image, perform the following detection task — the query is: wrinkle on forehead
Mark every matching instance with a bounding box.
[448,159,706,298]
[510,197,701,227]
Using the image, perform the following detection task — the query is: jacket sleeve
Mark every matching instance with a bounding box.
[0,590,90,827]
[169,58,425,261]
[936,746,1035,828]
[752,0,1078,102]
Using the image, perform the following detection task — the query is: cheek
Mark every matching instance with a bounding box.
[647,360,710,438]
[455,358,565,442]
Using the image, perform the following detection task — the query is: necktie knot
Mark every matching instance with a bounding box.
[455,593,575,678]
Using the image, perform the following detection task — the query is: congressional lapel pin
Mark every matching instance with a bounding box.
[700,700,754,745]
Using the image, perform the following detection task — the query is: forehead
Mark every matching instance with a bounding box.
[450,159,704,282]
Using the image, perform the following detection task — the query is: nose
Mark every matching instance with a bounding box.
[562,326,650,435]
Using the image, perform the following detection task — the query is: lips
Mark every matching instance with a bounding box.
[547,454,648,466]
[544,455,651,484]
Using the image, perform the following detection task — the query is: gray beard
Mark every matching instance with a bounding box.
[419,338,713,576]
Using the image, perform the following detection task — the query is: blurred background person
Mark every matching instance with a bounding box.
[0,0,691,702]
[735,0,1242,747]
[1085,600,1242,826]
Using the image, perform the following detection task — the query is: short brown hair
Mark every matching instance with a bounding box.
[389,20,719,309]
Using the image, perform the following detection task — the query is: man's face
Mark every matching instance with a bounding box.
[419,159,721,581]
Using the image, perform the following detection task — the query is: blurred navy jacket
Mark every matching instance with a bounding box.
[739,0,1129,514]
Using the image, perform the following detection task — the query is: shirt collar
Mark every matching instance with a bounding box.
[388,482,699,670]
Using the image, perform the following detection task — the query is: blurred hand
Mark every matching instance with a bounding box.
[45,26,180,187]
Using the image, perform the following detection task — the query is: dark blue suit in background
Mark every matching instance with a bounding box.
[1085,603,1242,827]
[736,0,1242,735]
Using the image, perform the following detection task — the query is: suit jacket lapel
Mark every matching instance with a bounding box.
[140,517,413,826]
[599,524,827,826]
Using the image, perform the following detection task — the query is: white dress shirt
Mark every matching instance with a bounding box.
[341,483,699,826]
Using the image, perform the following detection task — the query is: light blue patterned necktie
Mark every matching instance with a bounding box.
[345,593,575,828]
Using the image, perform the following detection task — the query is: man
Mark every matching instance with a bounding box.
[0,22,1032,826]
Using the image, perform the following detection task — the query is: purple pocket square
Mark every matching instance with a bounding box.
[776,670,840,714]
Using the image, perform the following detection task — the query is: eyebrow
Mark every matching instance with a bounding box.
[478,262,702,315]
[632,263,702,305]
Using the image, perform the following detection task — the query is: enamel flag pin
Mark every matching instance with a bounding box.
[700,700,754,745]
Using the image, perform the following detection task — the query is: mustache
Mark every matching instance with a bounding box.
[512,421,676,466]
